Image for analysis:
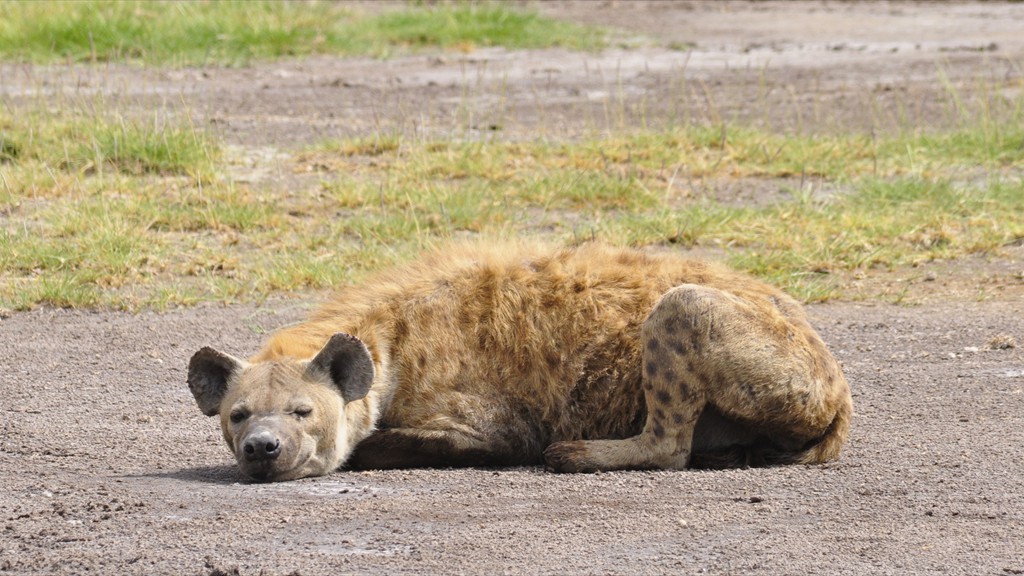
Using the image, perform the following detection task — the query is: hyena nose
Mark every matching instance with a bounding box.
[242,432,281,462]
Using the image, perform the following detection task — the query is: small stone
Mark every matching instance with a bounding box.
[987,334,1017,350]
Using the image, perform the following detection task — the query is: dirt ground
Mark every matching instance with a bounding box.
[2,2,1024,574]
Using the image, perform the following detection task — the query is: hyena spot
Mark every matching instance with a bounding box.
[654,407,666,421]
[645,361,659,378]
[690,338,704,355]
[669,338,690,356]
[664,316,683,334]
[394,318,410,341]
[646,338,661,352]
[678,380,693,400]
[672,412,684,425]
[655,390,671,404]
[653,422,666,438]
[740,380,756,399]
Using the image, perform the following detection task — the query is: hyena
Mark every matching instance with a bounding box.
[188,242,852,482]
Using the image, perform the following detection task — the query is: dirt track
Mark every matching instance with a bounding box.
[2,2,1024,574]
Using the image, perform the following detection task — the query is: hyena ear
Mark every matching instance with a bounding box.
[187,347,245,417]
[306,333,375,403]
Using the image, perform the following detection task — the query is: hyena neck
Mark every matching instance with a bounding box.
[339,331,398,464]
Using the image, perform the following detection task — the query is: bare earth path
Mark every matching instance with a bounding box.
[2,2,1024,574]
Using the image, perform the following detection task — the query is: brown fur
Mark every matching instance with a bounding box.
[188,242,852,481]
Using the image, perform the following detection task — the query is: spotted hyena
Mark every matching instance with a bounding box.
[187,242,852,482]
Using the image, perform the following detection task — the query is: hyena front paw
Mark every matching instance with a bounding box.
[543,441,601,473]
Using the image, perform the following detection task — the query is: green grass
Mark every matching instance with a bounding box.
[351,3,604,54]
[4,98,1022,310]
[0,2,605,66]
[0,106,217,184]
[718,178,1024,301]
[328,120,1024,282]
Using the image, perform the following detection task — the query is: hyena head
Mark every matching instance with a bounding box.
[187,333,373,482]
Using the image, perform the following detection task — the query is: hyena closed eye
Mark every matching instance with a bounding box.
[188,242,852,482]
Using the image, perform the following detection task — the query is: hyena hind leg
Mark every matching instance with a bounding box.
[544,284,850,473]
[545,285,713,473]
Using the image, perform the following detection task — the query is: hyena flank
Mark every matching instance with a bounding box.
[188,242,852,482]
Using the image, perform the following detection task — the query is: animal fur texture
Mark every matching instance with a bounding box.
[188,242,852,481]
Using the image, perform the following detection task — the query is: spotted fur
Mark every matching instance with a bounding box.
[188,242,852,481]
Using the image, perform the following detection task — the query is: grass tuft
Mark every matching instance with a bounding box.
[0,106,218,184]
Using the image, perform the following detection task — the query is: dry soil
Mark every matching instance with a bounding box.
[2,2,1024,575]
